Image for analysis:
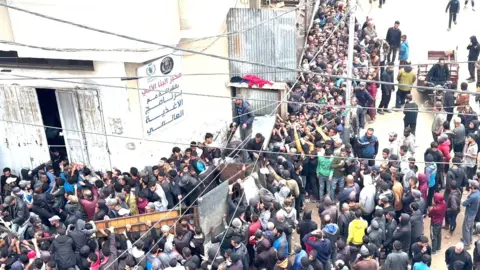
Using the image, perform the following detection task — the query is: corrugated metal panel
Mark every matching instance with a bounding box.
[227,8,296,82]
[237,88,278,116]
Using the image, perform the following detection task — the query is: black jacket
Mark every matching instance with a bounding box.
[403,101,418,124]
[52,235,77,269]
[383,218,398,249]
[297,211,318,242]
[386,27,402,47]
[445,246,473,270]
[410,210,424,243]
[468,36,480,61]
[411,242,432,265]
[427,64,451,83]
[337,211,355,241]
[381,69,395,92]
[392,213,412,253]
[446,0,460,13]
[10,198,30,225]
[444,91,456,108]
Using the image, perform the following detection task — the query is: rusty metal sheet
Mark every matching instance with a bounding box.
[227,8,296,82]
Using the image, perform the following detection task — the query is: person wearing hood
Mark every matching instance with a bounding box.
[322,214,339,263]
[297,210,318,249]
[428,193,447,254]
[438,133,452,174]
[358,181,376,223]
[396,61,416,108]
[303,230,331,270]
[417,173,429,203]
[347,209,368,248]
[392,213,412,253]
[384,241,409,270]
[366,220,383,249]
[274,253,293,270]
[467,36,480,83]
[67,219,96,251]
[234,95,255,141]
[158,242,183,269]
[445,181,462,238]
[424,154,438,206]
[410,202,424,244]
[383,211,398,253]
[399,35,409,65]
[278,197,298,230]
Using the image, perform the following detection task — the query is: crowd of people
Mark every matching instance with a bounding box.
[2,1,480,270]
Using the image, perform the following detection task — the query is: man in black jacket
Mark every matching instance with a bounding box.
[446,0,460,31]
[427,58,451,85]
[2,195,30,240]
[392,213,412,253]
[382,211,397,253]
[378,63,395,114]
[410,236,432,266]
[52,227,77,270]
[386,21,402,63]
[403,95,418,134]
[467,36,480,83]
[445,242,473,270]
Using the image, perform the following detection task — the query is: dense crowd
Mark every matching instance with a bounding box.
[3,1,480,270]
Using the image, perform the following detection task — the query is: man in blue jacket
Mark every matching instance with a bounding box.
[302,230,332,270]
[462,180,480,249]
[399,35,409,65]
[357,128,379,166]
[234,96,255,141]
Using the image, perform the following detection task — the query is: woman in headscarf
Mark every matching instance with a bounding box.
[417,173,428,203]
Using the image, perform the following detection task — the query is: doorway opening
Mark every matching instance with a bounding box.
[36,89,68,162]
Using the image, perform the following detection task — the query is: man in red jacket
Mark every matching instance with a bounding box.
[428,193,447,254]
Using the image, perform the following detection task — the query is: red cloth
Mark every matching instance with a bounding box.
[438,140,451,162]
[242,75,273,88]
[418,173,428,202]
[429,193,447,225]
[305,236,316,255]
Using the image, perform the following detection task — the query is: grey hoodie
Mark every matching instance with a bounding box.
[158,242,183,269]
[278,206,297,227]
[367,220,383,248]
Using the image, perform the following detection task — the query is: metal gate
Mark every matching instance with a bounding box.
[56,89,110,171]
[0,85,49,174]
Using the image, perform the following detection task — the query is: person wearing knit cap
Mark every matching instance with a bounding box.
[351,245,378,269]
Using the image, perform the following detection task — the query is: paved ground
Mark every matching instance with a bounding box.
[357,0,478,268]
[295,1,480,269]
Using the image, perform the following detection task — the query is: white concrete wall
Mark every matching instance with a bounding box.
[2,0,180,62]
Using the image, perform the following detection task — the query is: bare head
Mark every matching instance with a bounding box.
[455,242,464,254]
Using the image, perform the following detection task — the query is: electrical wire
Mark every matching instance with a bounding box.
[0,3,305,55]
[102,127,256,269]
[0,112,474,166]
[0,4,477,97]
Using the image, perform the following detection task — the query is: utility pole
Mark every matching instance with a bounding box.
[343,2,356,141]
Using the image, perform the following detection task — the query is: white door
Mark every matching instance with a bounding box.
[0,85,49,174]
[76,90,110,171]
[56,90,89,165]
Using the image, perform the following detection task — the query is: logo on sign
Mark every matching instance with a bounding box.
[160,56,174,75]
[146,64,156,77]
